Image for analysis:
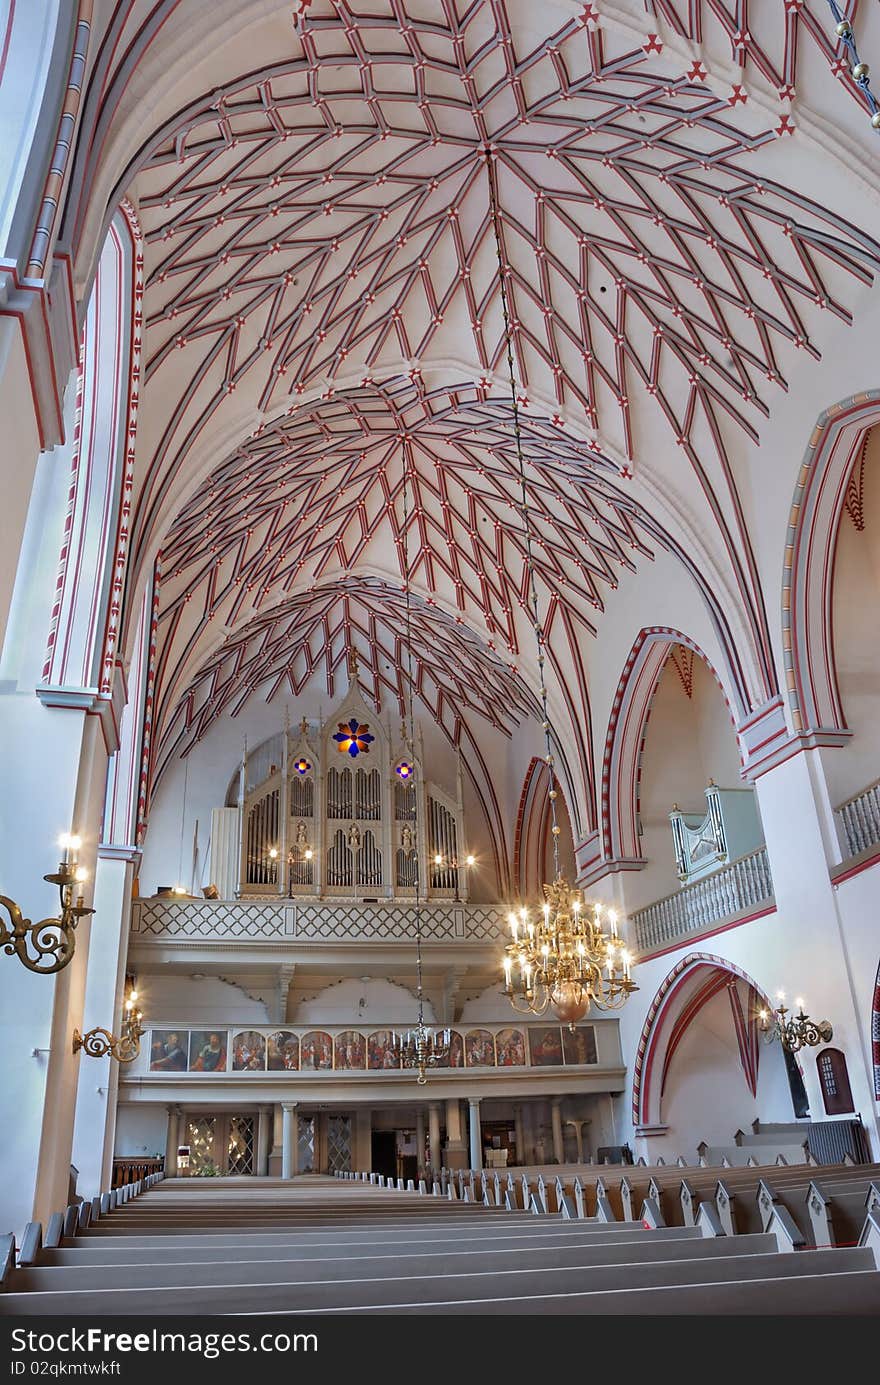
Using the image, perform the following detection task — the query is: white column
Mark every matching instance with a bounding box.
[281,1102,298,1179]
[355,1107,372,1171]
[256,1106,271,1177]
[551,1098,564,1164]
[565,1119,584,1163]
[415,1107,426,1171]
[468,1097,482,1171]
[164,1106,181,1177]
[444,1097,466,1168]
[70,849,137,1199]
[754,748,880,1151]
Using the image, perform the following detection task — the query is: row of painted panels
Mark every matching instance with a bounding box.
[149,1025,599,1073]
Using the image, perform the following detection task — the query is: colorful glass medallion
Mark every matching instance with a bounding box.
[293,757,312,775]
[333,719,374,758]
[395,761,414,780]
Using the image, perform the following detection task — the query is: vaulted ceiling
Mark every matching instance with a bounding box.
[66,0,880,824]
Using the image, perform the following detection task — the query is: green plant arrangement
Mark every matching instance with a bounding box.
[195,1160,222,1177]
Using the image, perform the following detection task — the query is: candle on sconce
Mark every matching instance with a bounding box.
[59,833,81,867]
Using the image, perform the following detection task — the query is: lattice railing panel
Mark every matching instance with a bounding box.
[131,898,508,942]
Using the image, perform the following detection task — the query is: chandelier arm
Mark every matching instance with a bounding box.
[485,150,561,880]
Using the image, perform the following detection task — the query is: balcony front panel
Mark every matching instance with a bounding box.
[131,897,509,945]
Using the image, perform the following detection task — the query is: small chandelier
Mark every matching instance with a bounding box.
[485,149,637,1029]
[503,878,636,1029]
[393,1022,452,1086]
[73,979,145,1064]
[0,834,93,974]
[759,992,832,1053]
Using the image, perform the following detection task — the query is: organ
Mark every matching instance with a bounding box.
[231,690,468,900]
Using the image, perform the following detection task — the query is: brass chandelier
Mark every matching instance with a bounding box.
[503,880,635,1029]
[759,992,833,1054]
[390,441,450,1083]
[485,149,638,1030]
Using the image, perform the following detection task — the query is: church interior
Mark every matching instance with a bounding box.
[2,0,880,1320]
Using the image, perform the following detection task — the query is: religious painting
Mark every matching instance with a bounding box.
[334,1030,366,1070]
[528,1025,563,1067]
[368,1030,400,1070]
[231,1030,266,1071]
[149,1030,188,1072]
[562,1024,598,1066]
[300,1030,333,1070]
[495,1028,526,1067]
[267,1030,299,1071]
[188,1030,227,1072]
[465,1028,496,1067]
[433,1030,464,1069]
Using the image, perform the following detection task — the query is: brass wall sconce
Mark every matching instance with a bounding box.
[73,982,144,1064]
[0,835,93,974]
[759,991,833,1053]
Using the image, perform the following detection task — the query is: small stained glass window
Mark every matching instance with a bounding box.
[333,718,374,758]
[395,761,414,780]
[293,757,312,775]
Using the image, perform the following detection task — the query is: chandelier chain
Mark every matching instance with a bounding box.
[399,438,425,1026]
[485,149,561,880]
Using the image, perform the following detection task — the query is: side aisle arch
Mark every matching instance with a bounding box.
[597,628,746,873]
[632,952,772,1131]
[783,391,880,737]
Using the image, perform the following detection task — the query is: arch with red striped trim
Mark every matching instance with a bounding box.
[632,952,773,1131]
[782,391,880,737]
[871,956,880,1102]
[598,628,746,876]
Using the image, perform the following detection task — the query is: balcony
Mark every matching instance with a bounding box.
[130,896,508,945]
[631,848,775,957]
[835,776,880,861]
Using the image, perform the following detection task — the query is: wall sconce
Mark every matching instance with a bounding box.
[759,991,833,1053]
[0,834,93,974]
[73,979,144,1064]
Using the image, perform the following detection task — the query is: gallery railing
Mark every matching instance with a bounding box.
[835,776,880,860]
[631,848,774,956]
[130,897,508,944]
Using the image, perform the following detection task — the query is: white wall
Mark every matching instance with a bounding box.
[137,975,270,1025]
[293,977,433,1025]
[114,1106,169,1160]
[660,987,794,1157]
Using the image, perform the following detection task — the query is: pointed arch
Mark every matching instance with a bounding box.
[631,952,772,1131]
[783,391,880,737]
[589,628,745,882]
[871,956,880,1101]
